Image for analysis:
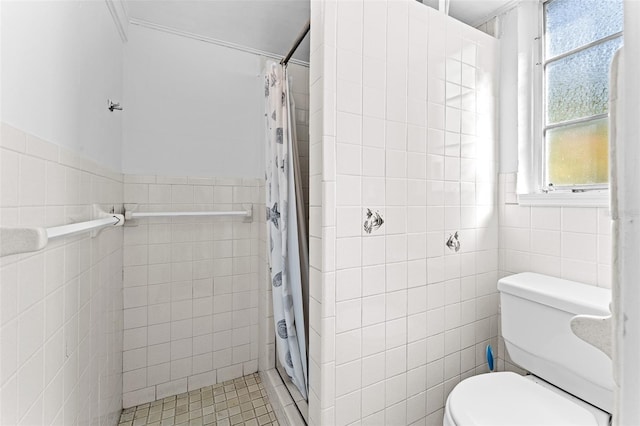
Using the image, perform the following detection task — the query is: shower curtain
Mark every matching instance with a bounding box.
[264,61,308,399]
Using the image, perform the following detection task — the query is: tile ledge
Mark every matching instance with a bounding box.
[518,191,609,208]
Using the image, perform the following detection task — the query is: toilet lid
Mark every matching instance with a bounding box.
[447,372,602,426]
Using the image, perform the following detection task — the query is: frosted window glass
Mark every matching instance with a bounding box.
[546,36,623,124]
[545,0,623,58]
[546,118,608,186]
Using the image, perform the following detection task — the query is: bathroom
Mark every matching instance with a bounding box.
[1,0,639,425]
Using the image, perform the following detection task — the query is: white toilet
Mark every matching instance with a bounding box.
[444,272,613,426]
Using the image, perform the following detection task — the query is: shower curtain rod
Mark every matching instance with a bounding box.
[281,19,310,66]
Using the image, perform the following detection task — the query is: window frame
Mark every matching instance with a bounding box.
[519,0,620,207]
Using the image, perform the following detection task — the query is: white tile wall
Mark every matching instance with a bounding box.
[498,173,611,288]
[497,172,611,372]
[289,63,312,228]
[121,176,263,408]
[0,123,124,425]
[309,2,499,425]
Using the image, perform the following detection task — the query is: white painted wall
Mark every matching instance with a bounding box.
[1,0,124,171]
[122,24,266,178]
[498,6,518,173]
[617,2,640,423]
[495,0,542,179]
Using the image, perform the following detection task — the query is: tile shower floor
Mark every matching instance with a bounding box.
[118,374,280,426]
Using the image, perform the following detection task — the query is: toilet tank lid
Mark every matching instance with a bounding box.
[498,273,611,315]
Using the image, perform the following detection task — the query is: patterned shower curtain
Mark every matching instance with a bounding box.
[264,61,308,399]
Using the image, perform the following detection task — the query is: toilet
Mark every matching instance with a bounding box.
[444,272,613,426]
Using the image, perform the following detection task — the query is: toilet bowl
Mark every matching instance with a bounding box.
[443,372,610,426]
[443,273,613,426]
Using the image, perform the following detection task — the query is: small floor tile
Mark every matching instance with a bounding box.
[119,374,277,426]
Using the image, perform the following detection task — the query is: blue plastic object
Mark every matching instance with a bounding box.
[486,345,494,371]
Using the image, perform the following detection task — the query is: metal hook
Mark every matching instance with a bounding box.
[108,99,122,112]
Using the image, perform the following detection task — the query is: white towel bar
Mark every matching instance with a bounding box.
[1,203,253,257]
[0,205,125,257]
[128,211,249,218]
[124,205,253,222]
[46,215,123,239]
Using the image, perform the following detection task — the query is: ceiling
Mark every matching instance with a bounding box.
[126,0,313,62]
[125,0,515,63]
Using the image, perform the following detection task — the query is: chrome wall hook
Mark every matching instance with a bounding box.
[108,99,123,112]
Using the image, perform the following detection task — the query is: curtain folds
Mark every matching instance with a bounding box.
[264,61,308,399]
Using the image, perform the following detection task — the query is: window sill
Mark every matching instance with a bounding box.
[518,190,609,207]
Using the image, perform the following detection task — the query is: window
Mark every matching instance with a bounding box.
[541,0,623,190]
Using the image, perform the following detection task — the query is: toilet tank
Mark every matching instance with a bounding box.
[498,272,613,413]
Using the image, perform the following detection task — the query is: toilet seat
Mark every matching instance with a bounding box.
[444,372,610,426]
